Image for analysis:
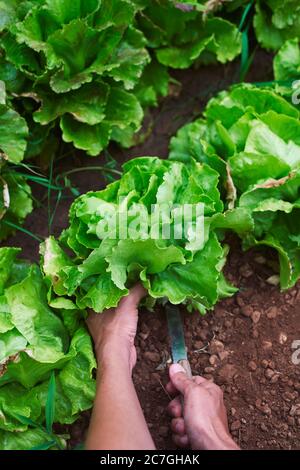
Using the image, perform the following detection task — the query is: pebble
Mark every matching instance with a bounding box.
[209,354,219,366]
[265,368,275,380]
[261,359,269,368]
[251,310,261,324]
[279,332,288,344]
[241,305,253,317]
[266,307,277,319]
[218,364,238,383]
[144,351,160,363]
[209,340,224,355]
[248,360,257,371]
[262,340,273,350]
[218,351,230,361]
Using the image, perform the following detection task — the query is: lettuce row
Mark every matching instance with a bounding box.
[0,80,32,241]
[40,156,255,315]
[170,83,300,289]
[0,247,96,450]
[0,0,242,157]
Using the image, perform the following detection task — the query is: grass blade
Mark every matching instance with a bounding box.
[2,220,43,242]
[45,372,56,434]
[238,1,254,32]
[10,413,40,429]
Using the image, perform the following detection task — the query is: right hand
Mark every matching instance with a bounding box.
[166,364,240,450]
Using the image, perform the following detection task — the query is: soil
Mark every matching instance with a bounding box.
[4,50,300,450]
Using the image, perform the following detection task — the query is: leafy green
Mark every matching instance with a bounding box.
[170,83,300,289]
[0,247,96,450]
[273,38,300,97]
[41,157,239,314]
[0,0,243,157]
[136,0,241,69]
[254,0,300,51]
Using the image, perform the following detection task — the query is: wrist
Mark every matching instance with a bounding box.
[95,338,133,373]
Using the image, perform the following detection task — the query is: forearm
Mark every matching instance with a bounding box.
[85,348,155,450]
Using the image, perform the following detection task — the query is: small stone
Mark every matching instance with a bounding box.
[204,367,215,374]
[265,368,275,380]
[279,332,288,344]
[254,255,266,265]
[231,407,237,416]
[241,305,253,317]
[261,359,269,368]
[270,374,280,384]
[251,310,261,324]
[283,392,295,402]
[236,296,245,307]
[230,420,241,431]
[248,360,257,371]
[209,354,219,366]
[266,307,277,319]
[218,351,229,361]
[218,364,238,383]
[262,341,273,350]
[209,340,224,355]
[261,423,268,432]
[144,351,160,363]
[266,275,280,286]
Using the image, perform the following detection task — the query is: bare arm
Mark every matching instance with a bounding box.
[85,285,155,450]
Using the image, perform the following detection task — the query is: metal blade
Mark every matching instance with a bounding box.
[166,304,187,363]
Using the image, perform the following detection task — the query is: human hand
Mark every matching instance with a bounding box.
[166,364,240,450]
[86,284,146,373]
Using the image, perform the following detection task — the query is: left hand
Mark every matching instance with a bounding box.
[87,284,146,372]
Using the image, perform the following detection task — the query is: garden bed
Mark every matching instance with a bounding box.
[6,51,300,450]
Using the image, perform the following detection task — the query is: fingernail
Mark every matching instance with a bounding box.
[170,363,185,375]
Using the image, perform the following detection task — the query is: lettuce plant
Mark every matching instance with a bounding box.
[254,0,300,51]
[0,80,32,240]
[40,157,253,315]
[273,38,300,97]
[0,247,96,450]
[0,0,149,156]
[170,83,300,289]
[136,0,241,70]
[0,0,243,158]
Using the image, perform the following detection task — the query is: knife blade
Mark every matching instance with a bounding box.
[166,303,192,378]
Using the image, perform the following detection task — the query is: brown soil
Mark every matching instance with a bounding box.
[5,50,300,450]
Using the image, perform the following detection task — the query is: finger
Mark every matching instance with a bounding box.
[171,417,186,436]
[193,376,209,386]
[169,364,194,395]
[167,396,182,418]
[172,434,189,449]
[165,381,179,397]
[128,283,147,304]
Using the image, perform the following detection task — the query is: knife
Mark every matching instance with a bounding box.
[166,304,192,379]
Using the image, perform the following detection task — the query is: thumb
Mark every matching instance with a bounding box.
[169,363,193,395]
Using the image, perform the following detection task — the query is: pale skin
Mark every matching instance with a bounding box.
[85,285,239,450]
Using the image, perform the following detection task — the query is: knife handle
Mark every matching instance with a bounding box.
[178,359,193,379]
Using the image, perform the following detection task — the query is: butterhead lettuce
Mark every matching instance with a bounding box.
[0,247,96,450]
[40,157,246,315]
[170,83,300,289]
